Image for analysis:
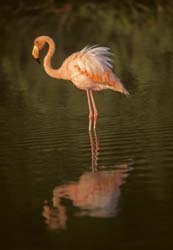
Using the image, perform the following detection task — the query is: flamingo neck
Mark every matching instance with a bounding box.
[43,36,62,79]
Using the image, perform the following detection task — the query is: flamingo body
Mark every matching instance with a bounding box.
[32,36,129,130]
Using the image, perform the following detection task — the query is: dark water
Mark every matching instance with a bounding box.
[0,6,173,250]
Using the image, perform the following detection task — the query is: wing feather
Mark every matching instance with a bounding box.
[64,45,129,95]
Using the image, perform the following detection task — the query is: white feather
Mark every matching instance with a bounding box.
[81,45,113,70]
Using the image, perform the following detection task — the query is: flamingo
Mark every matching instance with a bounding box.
[32,36,129,130]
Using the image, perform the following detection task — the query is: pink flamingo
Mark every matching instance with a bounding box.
[32,36,129,130]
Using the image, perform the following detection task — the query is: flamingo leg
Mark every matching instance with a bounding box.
[89,90,98,130]
[86,89,93,131]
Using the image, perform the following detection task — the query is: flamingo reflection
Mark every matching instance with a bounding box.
[43,131,130,230]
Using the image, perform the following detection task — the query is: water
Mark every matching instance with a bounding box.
[0,5,173,250]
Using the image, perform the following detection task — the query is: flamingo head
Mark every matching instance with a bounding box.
[32,37,45,64]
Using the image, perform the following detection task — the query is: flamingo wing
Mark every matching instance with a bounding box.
[72,45,129,95]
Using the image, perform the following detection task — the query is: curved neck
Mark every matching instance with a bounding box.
[43,36,62,79]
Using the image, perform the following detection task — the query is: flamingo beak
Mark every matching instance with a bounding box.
[32,45,40,64]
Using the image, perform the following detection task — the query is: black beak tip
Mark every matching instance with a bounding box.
[36,58,41,64]
[34,58,40,64]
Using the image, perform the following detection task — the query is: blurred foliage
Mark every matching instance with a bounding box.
[0,0,173,10]
[0,0,173,18]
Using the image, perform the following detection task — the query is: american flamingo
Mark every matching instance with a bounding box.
[32,36,129,130]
